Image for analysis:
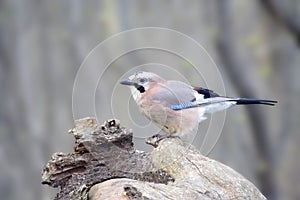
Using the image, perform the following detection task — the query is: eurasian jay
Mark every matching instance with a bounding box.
[120,71,277,137]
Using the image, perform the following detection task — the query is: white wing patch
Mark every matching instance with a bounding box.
[203,101,236,114]
[197,107,207,122]
[194,91,204,101]
[193,95,237,122]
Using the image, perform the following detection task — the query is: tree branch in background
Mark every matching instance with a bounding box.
[215,1,277,199]
[260,0,300,46]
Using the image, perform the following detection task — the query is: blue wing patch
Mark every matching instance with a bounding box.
[171,102,195,110]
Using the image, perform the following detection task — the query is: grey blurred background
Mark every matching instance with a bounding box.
[0,0,299,199]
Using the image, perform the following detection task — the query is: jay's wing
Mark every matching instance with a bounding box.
[151,81,277,111]
[150,80,200,107]
[170,85,277,110]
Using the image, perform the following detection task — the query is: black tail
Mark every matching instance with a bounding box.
[230,98,278,106]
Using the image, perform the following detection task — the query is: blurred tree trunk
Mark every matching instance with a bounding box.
[260,0,300,46]
[215,1,277,199]
[259,1,300,198]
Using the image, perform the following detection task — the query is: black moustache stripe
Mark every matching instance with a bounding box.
[135,84,145,93]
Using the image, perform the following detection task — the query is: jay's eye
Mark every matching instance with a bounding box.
[139,78,148,83]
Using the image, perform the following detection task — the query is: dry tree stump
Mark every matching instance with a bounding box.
[41,117,266,200]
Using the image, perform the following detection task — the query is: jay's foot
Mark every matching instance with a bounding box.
[146,133,180,147]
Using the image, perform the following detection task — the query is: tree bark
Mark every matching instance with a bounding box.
[42,117,266,200]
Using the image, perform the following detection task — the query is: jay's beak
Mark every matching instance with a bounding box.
[120,78,135,86]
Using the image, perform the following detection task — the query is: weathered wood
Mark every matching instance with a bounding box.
[41,118,173,199]
[42,117,266,200]
[151,137,266,199]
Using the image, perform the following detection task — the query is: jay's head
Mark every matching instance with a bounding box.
[120,71,165,101]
